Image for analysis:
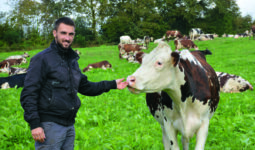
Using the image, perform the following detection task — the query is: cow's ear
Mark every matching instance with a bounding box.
[171,52,180,67]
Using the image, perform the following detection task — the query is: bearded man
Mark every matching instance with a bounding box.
[20,17,128,150]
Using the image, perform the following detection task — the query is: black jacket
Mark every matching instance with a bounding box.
[20,40,117,130]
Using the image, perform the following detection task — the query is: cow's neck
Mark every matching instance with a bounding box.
[164,68,186,110]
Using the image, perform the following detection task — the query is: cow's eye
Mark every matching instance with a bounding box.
[157,61,162,66]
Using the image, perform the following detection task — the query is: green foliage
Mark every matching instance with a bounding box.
[0,38,255,149]
[1,0,254,49]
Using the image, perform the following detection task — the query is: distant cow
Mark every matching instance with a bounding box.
[250,25,255,40]
[165,30,183,41]
[74,49,81,55]
[174,39,198,50]
[216,72,253,93]
[144,36,150,49]
[8,67,28,76]
[127,42,219,150]
[0,58,26,69]
[189,28,203,40]
[120,35,132,44]
[6,52,30,60]
[0,73,26,89]
[83,60,112,72]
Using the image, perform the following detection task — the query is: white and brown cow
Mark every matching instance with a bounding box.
[6,52,30,60]
[174,39,199,51]
[118,44,146,62]
[127,42,219,150]
[165,30,183,41]
[216,72,253,93]
[0,58,26,69]
[82,60,112,72]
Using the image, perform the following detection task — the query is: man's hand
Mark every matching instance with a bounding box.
[116,78,128,89]
[31,127,46,143]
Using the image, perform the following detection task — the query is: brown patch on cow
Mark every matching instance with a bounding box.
[179,51,219,112]
[174,39,198,50]
[135,51,145,64]
[83,60,112,72]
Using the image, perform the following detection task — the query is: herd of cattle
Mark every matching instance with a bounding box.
[0,26,254,149]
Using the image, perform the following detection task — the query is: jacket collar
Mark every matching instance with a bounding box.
[50,39,79,60]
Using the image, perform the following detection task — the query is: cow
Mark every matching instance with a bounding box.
[82,60,112,72]
[189,28,203,40]
[250,25,255,40]
[144,36,150,49]
[174,39,199,51]
[126,42,220,150]
[216,72,253,93]
[6,52,30,60]
[8,67,28,76]
[120,35,132,44]
[0,73,26,89]
[0,58,27,69]
[74,49,81,55]
[165,30,183,41]
[118,44,146,61]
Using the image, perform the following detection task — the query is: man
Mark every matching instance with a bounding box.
[20,17,128,150]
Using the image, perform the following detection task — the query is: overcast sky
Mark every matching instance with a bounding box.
[0,0,255,20]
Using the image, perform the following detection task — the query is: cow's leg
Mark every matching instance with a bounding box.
[181,136,189,150]
[195,119,209,150]
[163,120,179,150]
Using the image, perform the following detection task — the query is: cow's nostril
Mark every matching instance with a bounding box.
[128,76,136,83]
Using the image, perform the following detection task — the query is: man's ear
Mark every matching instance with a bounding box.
[53,30,57,38]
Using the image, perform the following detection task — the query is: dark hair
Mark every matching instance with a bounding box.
[54,17,75,31]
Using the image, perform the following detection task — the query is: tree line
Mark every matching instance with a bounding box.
[0,0,254,52]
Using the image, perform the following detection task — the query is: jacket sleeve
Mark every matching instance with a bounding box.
[20,54,47,130]
[78,74,117,96]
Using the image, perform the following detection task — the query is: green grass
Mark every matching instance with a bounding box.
[0,37,254,149]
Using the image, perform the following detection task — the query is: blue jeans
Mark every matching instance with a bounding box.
[35,122,75,150]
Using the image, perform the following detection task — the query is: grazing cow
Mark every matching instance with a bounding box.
[216,72,253,93]
[165,30,183,41]
[0,58,26,68]
[250,25,255,40]
[6,52,30,60]
[82,60,112,72]
[127,42,220,150]
[0,73,26,89]
[120,35,132,44]
[174,39,199,50]
[189,28,203,40]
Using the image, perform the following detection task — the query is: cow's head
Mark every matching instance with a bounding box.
[127,42,182,94]
[23,52,30,58]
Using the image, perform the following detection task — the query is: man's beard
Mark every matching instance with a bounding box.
[56,35,72,50]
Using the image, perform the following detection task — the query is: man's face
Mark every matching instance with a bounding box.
[53,23,75,50]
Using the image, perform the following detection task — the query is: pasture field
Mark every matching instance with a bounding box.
[0,38,255,150]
